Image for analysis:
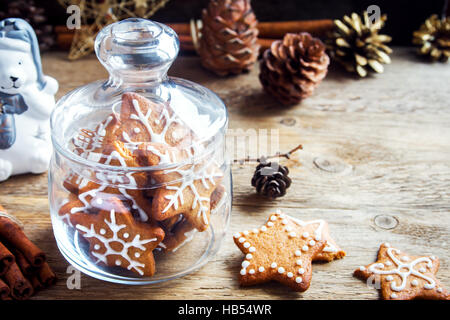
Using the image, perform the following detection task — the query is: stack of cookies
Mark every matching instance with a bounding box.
[58,92,225,277]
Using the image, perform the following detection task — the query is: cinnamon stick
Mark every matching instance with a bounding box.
[178,34,196,51]
[257,20,333,38]
[37,262,57,287]
[54,25,72,34]
[55,20,334,38]
[0,205,46,267]
[257,38,274,52]
[0,241,14,276]
[28,275,43,291]
[170,20,334,38]
[167,22,191,35]
[55,23,196,36]
[56,33,74,50]
[55,19,333,52]
[0,278,10,300]
[13,250,33,277]
[3,262,33,300]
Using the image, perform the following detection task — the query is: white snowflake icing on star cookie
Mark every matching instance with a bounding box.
[354,243,449,300]
[367,244,436,291]
[75,209,162,276]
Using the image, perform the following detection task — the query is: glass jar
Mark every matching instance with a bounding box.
[48,18,231,284]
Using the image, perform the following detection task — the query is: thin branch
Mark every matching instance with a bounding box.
[233,144,303,164]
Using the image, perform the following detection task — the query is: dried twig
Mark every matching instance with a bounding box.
[233,144,303,164]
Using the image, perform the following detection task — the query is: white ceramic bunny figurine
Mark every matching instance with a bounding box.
[0,18,58,181]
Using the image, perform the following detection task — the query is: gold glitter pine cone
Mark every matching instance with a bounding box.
[327,12,392,77]
[198,0,260,76]
[413,14,450,62]
[259,32,330,105]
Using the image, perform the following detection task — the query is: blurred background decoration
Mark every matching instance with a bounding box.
[412,14,450,62]
[0,0,56,52]
[56,0,170,59]
[0,0,448,59]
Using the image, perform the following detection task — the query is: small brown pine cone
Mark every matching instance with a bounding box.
[198,0,260,76]
[259,32,329,105]
[251,162,292,199]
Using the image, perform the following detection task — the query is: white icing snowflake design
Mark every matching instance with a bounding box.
[368,245,436,292]
[162,156,223,226]
[75,209,157,276]
[289,216,338,253]
[72,116,113,160]
[68,150,150,222]
[129,98,181,145]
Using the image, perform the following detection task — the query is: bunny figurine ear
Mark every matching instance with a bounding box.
[0,18,46,90]
[0,17,58,181]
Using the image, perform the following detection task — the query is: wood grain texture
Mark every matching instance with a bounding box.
[0,48,448,300]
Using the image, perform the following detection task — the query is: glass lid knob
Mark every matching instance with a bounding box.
[95,18,180,81]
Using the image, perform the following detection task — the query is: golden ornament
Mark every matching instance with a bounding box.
[413,14,450,62]
[58,0,170,60]
[326,12,392,77]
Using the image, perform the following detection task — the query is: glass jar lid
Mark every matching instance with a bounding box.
[51,18,228,174]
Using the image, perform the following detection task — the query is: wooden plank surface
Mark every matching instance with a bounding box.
[0,48,449,299]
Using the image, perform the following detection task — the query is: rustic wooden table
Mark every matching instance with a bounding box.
[0,49,448,300]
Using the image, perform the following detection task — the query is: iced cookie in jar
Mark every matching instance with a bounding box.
[49,18,231,284]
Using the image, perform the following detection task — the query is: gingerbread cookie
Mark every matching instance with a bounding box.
[124,141,187,169]
[59,91,227,278]
[59,193,132,225]
[62,171,84,195]
[157,184,227,252]
[128,141,223,231]
[58,192,80,226]
[72,114,121,163]
[119,92,194,147]
[151,159,223,231]
[64,138,156,222]
[354,243,449,300]
[233,211,326,291]
[292,218,345,262]
[158,218,197,252]
[210,184,226,212]
[159,214,184,233]
[70,197,165,277]
[64,178,152,223]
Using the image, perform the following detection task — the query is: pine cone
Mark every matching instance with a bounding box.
[259,32,329,105]
[198,0,260,76]
[326,12,392,77]
[0,0,55,52]
[413,15,450,62]
[251,162,292,199]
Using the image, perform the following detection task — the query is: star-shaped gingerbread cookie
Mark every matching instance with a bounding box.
[62,140,153,222]
[292,218,346,262]
[119,92,194,147]
[123,141,223,231]
[354,243,449,300]
[71,113,121,163]
[233,211,327,291]
[69,197,165,277]
[151,160,223,231]
[156,184,227,252]
[158,217,197,253]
